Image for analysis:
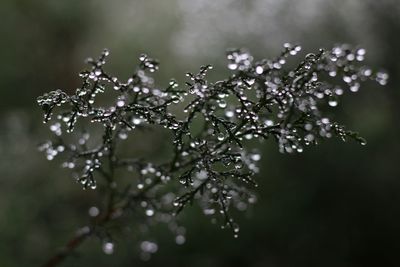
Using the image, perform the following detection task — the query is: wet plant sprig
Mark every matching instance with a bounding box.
[37,43,387,266]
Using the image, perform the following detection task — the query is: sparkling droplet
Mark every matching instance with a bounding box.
[264,120,274,126]
[132,118,141,125]
[328,100,338,107]
[103,242,114,255]
[225,110,234,118]
[350,83,360,92]
[117,100,125,107]
[335,88,344,95]
[228,63,237,70]
[357,48,366,56]
[283,43,292,48]
[343,76,352,84]
[145,209,154,217]
[250,154,261,161]
[218,100,227,108]
[94,69,102,76]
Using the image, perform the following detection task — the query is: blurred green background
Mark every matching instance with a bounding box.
[1,0,399,266]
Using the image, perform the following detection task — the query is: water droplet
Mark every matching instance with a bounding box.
[328,100,338,107]
[132,118,141,125]
[350,83,360,92]
[179,177,187,185]
[225,110,234,118]
[321,118,330,124]
[145,209,154,217]
[218,100,227,108]
[88,206,99,217]
[248,196,257,204]
[335,88,343,95]
[346,54,355,61]
[304,123,313,131]
[250,154,261,161]
[362,69,372,77]
[102,242,114,255]
[117,100,125,107]
[175,235,186,245]
[203,208,215,215]
[360,140,367,146]
[246,79,255,86]
[305,134,315,142]
[343,76,352,84]
[94,69,102,76]
[228,63,237,70]
[118,132,128,140]
[264,119,274,126]
[357,48,366,56]
[283,43,292,48]
[244,134,253,140]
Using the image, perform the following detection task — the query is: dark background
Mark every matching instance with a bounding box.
[0,0,399,266]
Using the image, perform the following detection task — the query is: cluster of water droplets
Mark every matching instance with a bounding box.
[37,89,69,123]
[227,49,253,71]
[38,141,65,161]
[37,44,387,256]
[326,45,389,93]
